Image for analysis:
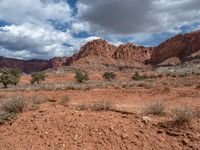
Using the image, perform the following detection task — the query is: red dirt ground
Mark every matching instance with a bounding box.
[0,73,200,149]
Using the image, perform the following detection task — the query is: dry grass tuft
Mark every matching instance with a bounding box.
[143,101,166,115]
[30,95,47,104]
[0,96,27,113]
[59,96,70,107]
[91,100,114,111]
[77,103,89,110]
[171,106,195,124]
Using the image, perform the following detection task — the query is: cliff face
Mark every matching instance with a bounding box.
[0,57,49,74]
[48,57,69,69]
[113,43,152,63]
[150,30,200,64]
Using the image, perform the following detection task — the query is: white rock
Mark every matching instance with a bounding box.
[142,116,151,125]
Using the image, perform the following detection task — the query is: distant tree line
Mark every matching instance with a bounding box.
[0,68,48,88]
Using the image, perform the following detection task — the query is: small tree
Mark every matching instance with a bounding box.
[30,72,47,84]
[9,69,21,86]
[103,72,116,81]
[0,68,21,88]
[75,70,89,83]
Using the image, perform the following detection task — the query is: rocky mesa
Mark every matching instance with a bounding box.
[1,30,200,73]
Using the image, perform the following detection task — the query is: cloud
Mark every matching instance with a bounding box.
[0,0,200,59]
[77,0,200,35]
[0,23,72,59]
[70,22,90,34]
[0,0,72,25]
[0,23,100,59]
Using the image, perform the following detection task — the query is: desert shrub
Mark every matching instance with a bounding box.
[59,96,70,107]
[0,68,21,88]
[30,72,48,84]
[179,73,187,78]
[1,96,27,113]
[75,70,89,83]
[171,106,195,124]
[132,72,147,81]
[144,101,166,115]
[30,95,47,104]
[91,100,113,111]
[103,72,116,81]
[29,104,40,111]
[132,72,158,81]
[0,112,16,124]
[77,103,89,110]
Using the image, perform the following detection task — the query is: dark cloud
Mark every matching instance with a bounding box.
[77,0,200,34]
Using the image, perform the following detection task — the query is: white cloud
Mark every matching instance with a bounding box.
[0,23,100,59]
[0,23,72,59]
[70,22,90,34]
[0,0,72,25]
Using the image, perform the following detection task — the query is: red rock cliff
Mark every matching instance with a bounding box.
[150,30,200,64]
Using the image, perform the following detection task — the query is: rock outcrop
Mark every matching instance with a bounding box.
[150,30,200,65]
[71,39,118,69]
[72,40,152,68]
[113,43,152,63]
[48,57,69,69]
[77,39,117,59]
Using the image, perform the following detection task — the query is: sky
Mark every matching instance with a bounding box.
[0,0,200,60]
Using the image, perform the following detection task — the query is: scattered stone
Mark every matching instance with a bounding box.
[157,130,163,134]
[139,130,144,134]
[121,134,129,139]
[110,126,114,131]
[48,99,57,102]
[181,139,189,145]
[166,130,180,136]
[142,116,151,125]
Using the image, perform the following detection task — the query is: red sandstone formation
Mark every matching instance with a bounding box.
[150,30,200,64]
[1,30,200,72]
[48,57,69,69]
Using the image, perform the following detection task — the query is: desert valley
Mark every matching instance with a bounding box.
[0,30,200,149]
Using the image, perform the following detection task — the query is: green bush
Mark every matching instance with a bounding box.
[103,72,116,81]
[132,72,147,81]
[132,72,157,81]
[0,68,21,88]
[30,72,48,84]
[75,70,89,83]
